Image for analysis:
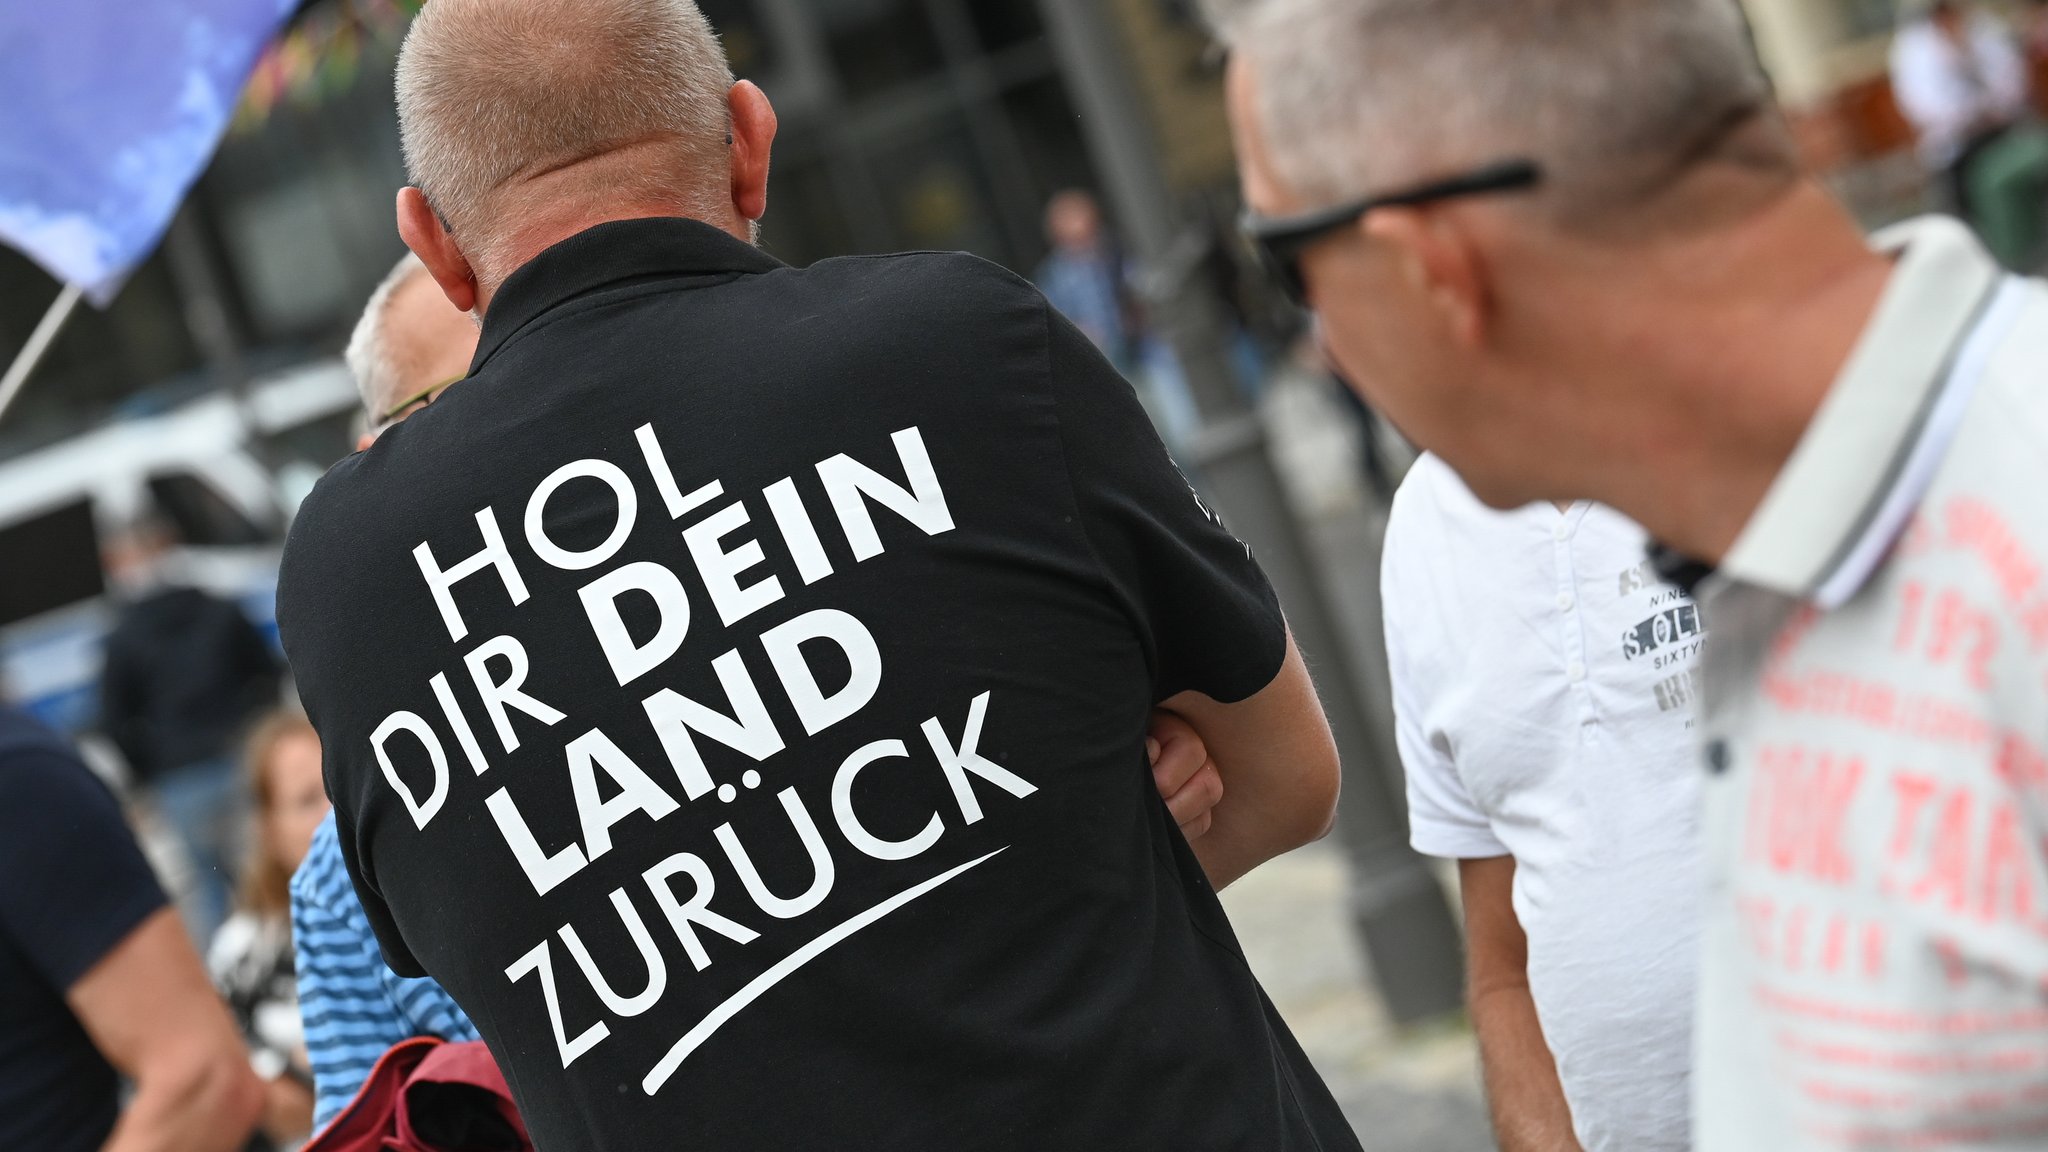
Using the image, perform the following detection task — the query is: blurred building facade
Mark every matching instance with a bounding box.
[1742,0,2048,218]
[0,0,1249,725]
[0,0,1246,465]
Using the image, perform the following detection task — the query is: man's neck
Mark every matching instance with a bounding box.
[1576,183,1895,567]
[474,202,740,313]
[471,146,744,313]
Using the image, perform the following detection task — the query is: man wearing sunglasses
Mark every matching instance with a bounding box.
[1212,0,2048,1149]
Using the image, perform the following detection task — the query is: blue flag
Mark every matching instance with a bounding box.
[0,0,297,304]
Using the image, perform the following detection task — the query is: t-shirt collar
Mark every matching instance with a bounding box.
[470,216,785,373]
[1716,215,2006,608]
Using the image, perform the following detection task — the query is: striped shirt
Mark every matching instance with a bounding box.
[291,812,477,1128]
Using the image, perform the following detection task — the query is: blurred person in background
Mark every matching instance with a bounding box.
[295,254,484,1131]
[1035,190,1139,370]
[0,704,262,1151]
[1891,0,2048,268]
[1035,188,1202,449]
[212,711,331,1149]
[100,507,283,942]
[1214,0,2048,1147]
[1382,459,1706,1152]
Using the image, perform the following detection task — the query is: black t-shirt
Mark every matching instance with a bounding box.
[277,218,1358,1152]
[0,708,169,1152]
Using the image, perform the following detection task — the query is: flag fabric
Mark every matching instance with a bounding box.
[0,0,298,304]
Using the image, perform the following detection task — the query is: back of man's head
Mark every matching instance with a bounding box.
[396,0,734,283]
[1210,0,1796,234]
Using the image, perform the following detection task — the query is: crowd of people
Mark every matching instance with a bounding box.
[5,0,2048,1150]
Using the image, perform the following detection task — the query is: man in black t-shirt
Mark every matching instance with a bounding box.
[275,1,1355,1148]
[0,708,261,1151]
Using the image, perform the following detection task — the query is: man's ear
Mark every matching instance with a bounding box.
[727,80,778,227]
[1361,206,1489,348]
[396,187,479,315]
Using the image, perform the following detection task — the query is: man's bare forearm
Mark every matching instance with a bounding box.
[100,1054,262,1152]
[1160,634,1340,891]
[1471,979,1582,1152]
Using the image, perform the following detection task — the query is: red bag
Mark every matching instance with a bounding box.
[304,1037,532,1152]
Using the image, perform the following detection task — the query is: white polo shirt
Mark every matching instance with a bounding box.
[1694,217,2048,1150]
[1384,454,1704,1152]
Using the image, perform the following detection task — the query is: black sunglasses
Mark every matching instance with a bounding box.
[1241,159,1543,306]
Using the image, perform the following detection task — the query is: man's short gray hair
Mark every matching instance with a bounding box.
[1209,0,1785,225]
[345,253,426,418]
[396,0,734,280]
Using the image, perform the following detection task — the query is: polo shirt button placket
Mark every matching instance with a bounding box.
[1704,738,1731,775]
[1553,514,1597,750]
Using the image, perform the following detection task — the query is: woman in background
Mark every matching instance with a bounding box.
[210,712,329,1150]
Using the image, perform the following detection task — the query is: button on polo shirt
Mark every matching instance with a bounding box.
[1692,216,2048,1151]
[276,218,1358,1152]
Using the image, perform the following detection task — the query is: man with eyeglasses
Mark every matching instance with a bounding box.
[344,254,479,449]
[1211,0,2048,1149]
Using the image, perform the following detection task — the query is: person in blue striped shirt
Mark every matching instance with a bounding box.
[290,812,479,1127]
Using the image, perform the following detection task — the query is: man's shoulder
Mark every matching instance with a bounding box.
[796,249,1046,331]
[276,452,385,617]
[1950,284,2048,517]
[0,707,74,765]
[1385,454,1530,562]
[808,247,1035,290]
[0,714,110,824]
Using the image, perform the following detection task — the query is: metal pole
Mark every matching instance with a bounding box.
[1037,0,1465,1023]
[163,203,284,534]
[0,282,85,427]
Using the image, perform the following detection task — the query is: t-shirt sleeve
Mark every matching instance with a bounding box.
[1042,301,1285,703]
[0,744,168,991]
[1380,475,1507,860]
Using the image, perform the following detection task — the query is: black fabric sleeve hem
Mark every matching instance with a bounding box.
[52,887,169,993]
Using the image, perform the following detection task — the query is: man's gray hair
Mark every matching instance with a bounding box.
[345,253,427,417]
[1208,0,1784,224]
[396,0,734,281]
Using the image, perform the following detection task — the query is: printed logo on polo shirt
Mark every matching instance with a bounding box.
[360,422,1038,1094]
[1616,562,1709,715]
